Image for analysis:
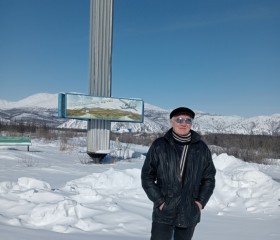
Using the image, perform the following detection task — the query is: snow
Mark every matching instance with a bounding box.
[0,139,280,240]
[0,93,57,110]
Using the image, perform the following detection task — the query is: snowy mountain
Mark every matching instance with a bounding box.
[0,93,64,127]
[0,93,280,135]
[0,93,57,109]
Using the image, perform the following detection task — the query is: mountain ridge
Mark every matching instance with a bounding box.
[0,93,280,135]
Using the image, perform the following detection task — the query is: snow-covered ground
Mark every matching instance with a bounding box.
[0,138,279,240]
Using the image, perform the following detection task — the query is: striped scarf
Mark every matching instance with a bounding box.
[172,131,191,181]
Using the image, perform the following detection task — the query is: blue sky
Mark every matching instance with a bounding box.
[0,0,279,117]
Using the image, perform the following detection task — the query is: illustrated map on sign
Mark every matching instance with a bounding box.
[58,93,144,122]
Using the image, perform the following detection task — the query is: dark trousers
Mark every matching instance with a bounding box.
[151,222,196,240]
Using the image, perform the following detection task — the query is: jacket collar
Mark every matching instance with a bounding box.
[164,128,201,144]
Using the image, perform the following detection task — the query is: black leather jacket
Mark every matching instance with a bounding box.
[141,129,216,227]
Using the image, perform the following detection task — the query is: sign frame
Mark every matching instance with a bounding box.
[58,92,144,123]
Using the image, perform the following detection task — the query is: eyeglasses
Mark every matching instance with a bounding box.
[174,117,193,124]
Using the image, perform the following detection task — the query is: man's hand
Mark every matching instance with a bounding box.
[159,202,165,210]
[195,201,202,210]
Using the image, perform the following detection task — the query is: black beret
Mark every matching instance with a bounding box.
[170,107,195,119]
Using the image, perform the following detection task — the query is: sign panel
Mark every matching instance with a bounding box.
[58,93,144,123]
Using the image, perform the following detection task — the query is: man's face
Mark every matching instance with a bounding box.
[171,114,193,136]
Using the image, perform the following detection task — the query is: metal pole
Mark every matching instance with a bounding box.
[87,0,114,162]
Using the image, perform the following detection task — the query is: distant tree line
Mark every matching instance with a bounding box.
[0,120,84,140]
[1,121,279,164]
[202,133,280,163]
[110,132,164,146]
[111,132,280,164]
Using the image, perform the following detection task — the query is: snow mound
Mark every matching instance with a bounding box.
[209,153,280,213]
[0,154,279,234]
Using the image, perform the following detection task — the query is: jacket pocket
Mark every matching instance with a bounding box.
[155,197,176,220]
[193,201,201,212]
[192,200,201,224]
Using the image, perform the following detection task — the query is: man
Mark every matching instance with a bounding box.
[141,107,216,240]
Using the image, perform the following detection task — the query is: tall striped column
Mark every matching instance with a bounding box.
[87,0,114,162]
